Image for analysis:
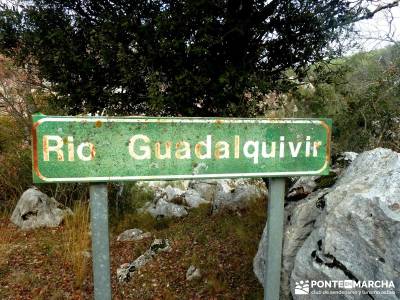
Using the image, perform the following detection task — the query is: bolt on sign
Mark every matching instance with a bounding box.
[32,115,331,183]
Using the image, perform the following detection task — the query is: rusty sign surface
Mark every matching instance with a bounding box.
[31,115,331,183]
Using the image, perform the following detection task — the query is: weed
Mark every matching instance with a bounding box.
[46,289,65,300]
[122,182,155,211]
[13,271,40,286]
[0,205,12,220]
[0,221,14,268]
[51,183,89,209]
[109,182,155,227]
[190,253,202,267]
[62,200,90,288]
[205,273,228,295]
[0,117,31,209]
[112,211,157,236]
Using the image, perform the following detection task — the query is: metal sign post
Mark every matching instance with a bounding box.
[265,178,286,300]
[31,115,331,299]
[89,183,112,300]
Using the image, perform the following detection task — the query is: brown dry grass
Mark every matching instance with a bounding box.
[0,197,266,299]
[0,218,14,268]
[62,200,91,288]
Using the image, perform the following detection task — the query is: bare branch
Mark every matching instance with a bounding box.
[350,1,399,24]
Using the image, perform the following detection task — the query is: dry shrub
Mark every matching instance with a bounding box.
[52,183,89,211]
[62,200,91,288]
[0,116,31,211]
[112,211,157,236]
[0,222,13,267]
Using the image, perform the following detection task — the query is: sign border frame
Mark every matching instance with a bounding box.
[32,116,331,183]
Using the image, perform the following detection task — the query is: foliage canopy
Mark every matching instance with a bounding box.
[281,45,400,153]
[0,0,396,116]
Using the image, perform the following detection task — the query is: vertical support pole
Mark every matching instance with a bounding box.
[89,183,112,300]
[264,178,285,300]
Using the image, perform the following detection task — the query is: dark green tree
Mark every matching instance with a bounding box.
[0,0,397,116]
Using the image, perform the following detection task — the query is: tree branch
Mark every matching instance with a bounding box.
[347,1,399,24]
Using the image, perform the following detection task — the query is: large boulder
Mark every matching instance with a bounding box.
[140,184,188,218]
[137,180,190,190]
[184,189,209,208]
[164,185,185,204]
[189,179,267,213]
[140,178,266,217]
[286,152,358,201]
[214,179,267,212]
[189,180,220,202]
[254,148,400,299]
[213,179,267,213]
[254,188,329,299]
[291,148,400,299]
[286,176,321,201]
[10,187,72,230]
[144,198,188,218]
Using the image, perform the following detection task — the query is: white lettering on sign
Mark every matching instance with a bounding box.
[67,136,74,161]
[42,134,323,165]
[176,142,191,159]
[155,141,172,159]
[128,134,151,160]
[195,135,212,159]
[43,135,64,161]
[261,142,276,158]
[42,135,96,162]
[288,141,302,158]
[77,142,96,161]
[234,135,240,158]
[126,134,322,163]
[306,136,311,157]
[215,141,229,159]
[243,141,259,164]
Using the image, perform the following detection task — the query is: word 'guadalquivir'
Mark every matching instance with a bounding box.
[42,134,322,164]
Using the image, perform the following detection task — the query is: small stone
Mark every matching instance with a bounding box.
[186,265,201,281]
[117,265,131,282]
[117,238,172,283]
[150,238,171,253]
[117,228,152,241]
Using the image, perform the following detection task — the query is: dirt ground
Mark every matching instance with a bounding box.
[0,201,266,299]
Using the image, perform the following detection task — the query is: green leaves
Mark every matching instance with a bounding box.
[0,1,379,117]
[288,45,400,152]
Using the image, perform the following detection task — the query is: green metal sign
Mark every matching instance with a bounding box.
[32,115,331,183]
